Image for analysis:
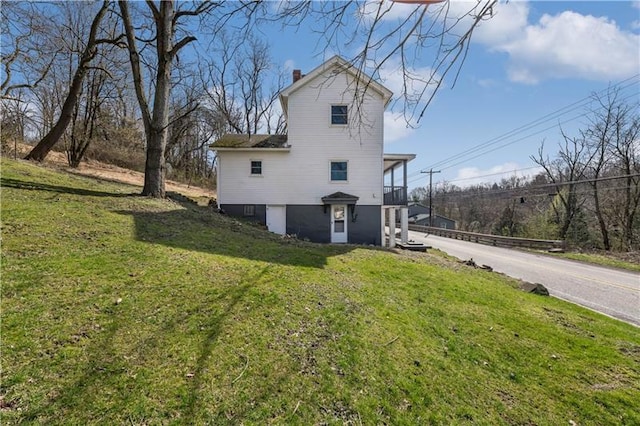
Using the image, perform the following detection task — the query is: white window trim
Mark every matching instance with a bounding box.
[329,159,349,183]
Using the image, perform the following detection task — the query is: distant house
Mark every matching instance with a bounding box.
[405,202,456,229]
[210,56,414,245]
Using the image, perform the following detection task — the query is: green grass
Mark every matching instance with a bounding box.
[544,251,640,273]
[2,158,639,425]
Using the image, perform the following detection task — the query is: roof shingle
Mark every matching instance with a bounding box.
[210,134,289,149]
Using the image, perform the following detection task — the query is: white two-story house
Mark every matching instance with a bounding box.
[211,56,414,246]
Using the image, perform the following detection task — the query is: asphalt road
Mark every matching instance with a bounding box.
[407,231,640,327]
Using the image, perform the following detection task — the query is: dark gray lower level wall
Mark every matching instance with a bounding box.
[221,203,381,245]
[221,204,266,225]
[348,205,381,246]
[286,205,331,243]
[287,204,381,245]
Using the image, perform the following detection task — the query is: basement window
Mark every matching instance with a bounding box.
[243,205,255,216]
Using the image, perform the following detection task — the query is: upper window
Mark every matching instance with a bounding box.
[250,160,262,175]
[330,161,348,181]
[331,105,348,125]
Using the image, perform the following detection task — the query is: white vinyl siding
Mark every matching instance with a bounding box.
[217,66,384,206]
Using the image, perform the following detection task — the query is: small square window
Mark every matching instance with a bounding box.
[330,161,348,181]
[243,205,255,216]
[250,160,262,175]
[331,105,348,125]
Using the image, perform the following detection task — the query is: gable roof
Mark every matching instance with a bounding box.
[210,134,289,151]
[279,55,393,117]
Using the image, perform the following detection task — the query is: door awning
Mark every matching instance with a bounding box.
[321,192,359,204]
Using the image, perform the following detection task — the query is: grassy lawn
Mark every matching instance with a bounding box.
[543,251,640,273]
[2,158,639,425]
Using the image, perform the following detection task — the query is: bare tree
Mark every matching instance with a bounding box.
[1,2,59,99]
[24,1,115,162]
[118,0,221,197]
[164,78,221,185]
[532,134,593,241]
[200,32,285,136]
[607,98,640,250]
[271,0,497,124]
[65,59,108,167]
[583,90,617,249]
[0,89,29,141]
[64,12,130,168]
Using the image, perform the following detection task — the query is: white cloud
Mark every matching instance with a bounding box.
[362,0,493,26]
[283,59,295,72]
[378,60,439,101]
[472,1,529,47]
[384,111,416,143]
[472,2,640,83]
[359,0,425,22]
[376,59,440,136]
[477,78,498,88]
[452,163,542,187]
[508,12,638,83]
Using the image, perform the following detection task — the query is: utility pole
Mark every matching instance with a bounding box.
[421,169,441,227]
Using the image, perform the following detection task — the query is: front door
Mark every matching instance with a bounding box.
[330,204,348,243]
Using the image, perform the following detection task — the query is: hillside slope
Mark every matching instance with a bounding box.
[9,142,215,199]
[1,158,639,424]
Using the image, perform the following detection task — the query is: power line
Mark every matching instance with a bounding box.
[432,184,637,202]
[442,166,541,183]
[439,89,640,173]
[418,75,639,172]
[408,165,541,186]
[429,173,640,200]
[425,76,639,171]
[406,82,639,186]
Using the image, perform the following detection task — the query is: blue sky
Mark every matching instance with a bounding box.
[253,1,640,191]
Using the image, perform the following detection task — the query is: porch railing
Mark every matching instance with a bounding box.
[383,186,408,205]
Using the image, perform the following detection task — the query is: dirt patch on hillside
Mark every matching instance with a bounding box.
[9,144,215,200]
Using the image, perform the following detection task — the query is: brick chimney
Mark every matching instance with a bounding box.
[292,69,302,83]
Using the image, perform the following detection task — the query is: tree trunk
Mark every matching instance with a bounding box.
[24,1,108,162]
[623,170,634,250]
[558,191,573,240]
[142,1,174,198]
[592,181,610,250]
[119,0,197,198]
[143,4,172,197]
